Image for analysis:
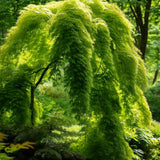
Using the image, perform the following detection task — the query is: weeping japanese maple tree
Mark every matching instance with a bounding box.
[0,0,151,159]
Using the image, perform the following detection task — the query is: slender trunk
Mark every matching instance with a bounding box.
[129,0,152,60]
[30,85,35,125]
[1,26,5,45]
[152,69,159,85]
[140,0,152,60]
[140,29,148,60]
[29,61,54,125]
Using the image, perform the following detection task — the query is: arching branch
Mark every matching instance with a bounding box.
[35,62,54,88]
[30,60,56,125]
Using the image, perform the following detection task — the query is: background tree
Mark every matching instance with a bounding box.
[146,24,160,84]
[0,0,52,45]
[127,0,152,60]
[105,0,159,62]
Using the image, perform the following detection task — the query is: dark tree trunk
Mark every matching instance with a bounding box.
[140,29,148,60]
[152,69,159,85]
[30,85,35,125]
[1,26,5,45]
[129,0,152,60]
[29,62,54,125]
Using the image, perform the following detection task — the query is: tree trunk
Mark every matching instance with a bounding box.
[1,26,5,45]
[140,28,148,60]
[152,69,159,85]
[30,85,35,125]
[29,62,54,125]
[141,0,152,60]
[129,0,152,60]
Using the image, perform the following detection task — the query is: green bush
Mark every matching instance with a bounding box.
[144,82,160,121]
[126,126,160,160]
[35,83,71,121]
[0,113,80,160]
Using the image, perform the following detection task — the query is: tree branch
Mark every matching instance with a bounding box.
[128,0,138,20]
[35,62,54,88]
[135,3,144,31]
[128,0,143,31]
[31,68,46,75]
[144,0,152,25]
[152,69,159,84]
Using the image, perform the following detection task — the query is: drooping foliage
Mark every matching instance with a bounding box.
[0,70,31,126]
[49,1,94,114]
[0,0,152,159]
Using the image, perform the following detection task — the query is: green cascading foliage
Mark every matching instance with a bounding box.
[0,0,152,159]
[49,1,93,114]
[0,71,31,126]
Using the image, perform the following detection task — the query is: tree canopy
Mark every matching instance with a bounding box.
[0,0,153,159]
